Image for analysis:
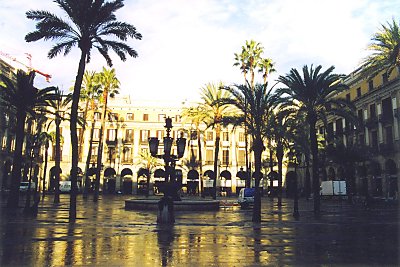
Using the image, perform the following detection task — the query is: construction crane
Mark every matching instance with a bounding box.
[0,50,52,82]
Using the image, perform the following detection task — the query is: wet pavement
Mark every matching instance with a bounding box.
[0,193,399,266]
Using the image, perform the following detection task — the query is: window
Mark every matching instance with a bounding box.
[107,129,116,141]
[371,131,378,150]
[108,113,118,121]
[93,128,100,140]
[385,126,393,145]
[158,114,166,122]
[382,73,388,84]
[223,132,229,141]
[335,119,343,135]
[156,130,164,139]
[238,150,246,166]
[356,87,361,97]
[206,149,213,164]
[175,115,181,123]
[94,112,101,121]
[190,130,197,140]
[206,131,213,141]
[122,147,132,162]
[125,129,134,142]
[222,150,229,165]
[368,80,374,91]
[239,132,245,142]
[370,104,376,118]
[126,113,134,121]
[346,93,350,101]
[143,114,149,121]
[140,130,150,143]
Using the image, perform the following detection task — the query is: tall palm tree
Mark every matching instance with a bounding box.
[219,83,279,222]
[277,65,353,214]
[38,131,53,199]
[78,71,100,162]
[25,0,142,220]
[181,105,207,195]
[47,89,72,203]
[200,82,232,200]
[82,71,102,198]
[94,67,120,202]
[0,70,56,209]
[360,18,400,78]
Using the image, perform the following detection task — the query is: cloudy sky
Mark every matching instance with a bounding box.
[0,0,398,105]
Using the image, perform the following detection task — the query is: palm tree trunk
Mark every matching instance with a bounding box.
[54,118,61,204]
[212,126,221,200]
[197,127,203,196]
[252,136,263,223]
[304,154,311,199]
[94,89,109,202]
[69,51,87,221]
[276,140,284,207]
[7,110,26,209]
[83,117,95,198]
[308,115,320,214]
[42,143,49,199]
[78,98,89,162]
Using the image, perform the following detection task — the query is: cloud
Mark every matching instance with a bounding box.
[0,0,399,105]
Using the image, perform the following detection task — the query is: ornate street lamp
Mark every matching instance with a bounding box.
[148,117,186,224]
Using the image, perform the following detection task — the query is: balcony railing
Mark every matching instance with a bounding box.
[378,114,394,125]
[365,116,378,128]
[379,143,395,156]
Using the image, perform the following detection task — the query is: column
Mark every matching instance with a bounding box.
[377,103,383,143]
[392,97,399,140]
[364,109,369,145]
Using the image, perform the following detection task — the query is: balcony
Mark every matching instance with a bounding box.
[365,116,378,128]
[394,108,400,119]
[106,140,117,146]
[123,138,134,144]
[379,143,395,156]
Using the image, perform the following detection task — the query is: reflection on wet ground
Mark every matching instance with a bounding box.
[0,194,398,266]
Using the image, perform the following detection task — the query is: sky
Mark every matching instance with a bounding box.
[0,0,399,106]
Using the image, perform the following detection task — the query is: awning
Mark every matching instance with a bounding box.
[187,169,199,180]
[252,171,263,179]
[154,168,165,178]
[204,170,215,180]
[104,167,116,177]
[87,167,97,176]
[137,168,150,178]
[121,168,133,177]
[220,170,231,179]
[236,170,247,180]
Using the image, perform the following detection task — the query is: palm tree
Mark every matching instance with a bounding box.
[25,0,142,220]
[81,71,102,198]
[360,18,400,79]
[0,70,56,209]
[219,83,279,222]
[94,67,120,202]
[137,150,160,197]
[181,105,207,195]
[199,82,232,200]
[47,89,72,203]
[233,40,264,88]
[78,71,101,162]
[38,131,53,199]
[277,65,353,215]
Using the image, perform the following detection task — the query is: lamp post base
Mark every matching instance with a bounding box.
[157,196,175,224]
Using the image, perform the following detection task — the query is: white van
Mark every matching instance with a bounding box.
[19,182,36,192]
[238,188,255,208]
[59,181,81,193]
